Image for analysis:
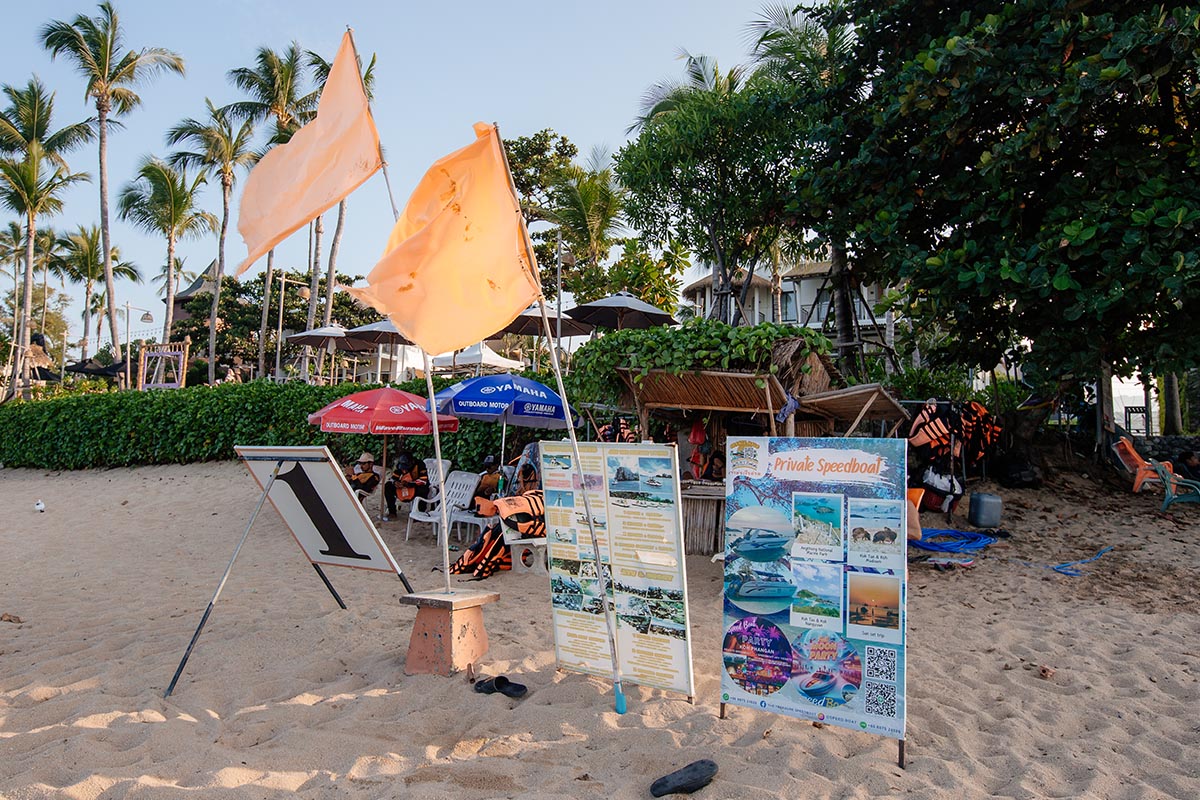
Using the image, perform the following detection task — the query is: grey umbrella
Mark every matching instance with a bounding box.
[287,324,374,352]
[492,303,594,338]
[564,291,678,331]
[344,319,413,345]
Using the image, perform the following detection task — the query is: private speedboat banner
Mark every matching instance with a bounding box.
[721,437,908,740]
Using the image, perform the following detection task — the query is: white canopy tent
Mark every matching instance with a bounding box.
[431,341,524,374]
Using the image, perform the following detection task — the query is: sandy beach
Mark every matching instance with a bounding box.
[1,462,1197,799]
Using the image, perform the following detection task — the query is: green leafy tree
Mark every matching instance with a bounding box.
[616,66,794,325]
[834,1,1200,390]
[41,1,185,362]
[51,225,140,360]
[226,43,318,376]
[605,237,690,311]
[117,156,216,343]
[503,129,579,274]
[165,100,256,380]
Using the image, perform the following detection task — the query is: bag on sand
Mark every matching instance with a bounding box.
[921,465,963,512]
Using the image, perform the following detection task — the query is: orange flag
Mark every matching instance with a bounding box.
[234,32,381,276]
[346,123,541,354]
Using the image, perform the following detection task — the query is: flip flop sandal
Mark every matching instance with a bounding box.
[473,675,528,698]
[650,759,718,797]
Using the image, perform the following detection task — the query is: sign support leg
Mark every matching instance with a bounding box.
[312,563,347,609]
[164,460,284,698]
[719,702,727,719]
[395,570,414,594]
[898,738,906,769]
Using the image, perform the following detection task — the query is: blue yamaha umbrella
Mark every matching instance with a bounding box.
[432,373,579,469]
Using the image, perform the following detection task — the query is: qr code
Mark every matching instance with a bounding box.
[865,646,898,682]
[864,681,898,718]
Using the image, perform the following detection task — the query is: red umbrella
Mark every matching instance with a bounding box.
[309,387,458,520]
[308,387,459,435]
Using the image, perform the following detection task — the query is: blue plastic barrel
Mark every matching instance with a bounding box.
[968,493,1002,528]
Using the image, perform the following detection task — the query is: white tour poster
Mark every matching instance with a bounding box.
[541,441,695,698]
[721,437,908,740]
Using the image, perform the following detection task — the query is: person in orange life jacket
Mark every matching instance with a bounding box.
[347,452,381,499]
[383,453,428,520]
[476,454,502,500]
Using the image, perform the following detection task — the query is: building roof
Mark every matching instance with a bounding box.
[781,259,831,279]
[173,260,218,301]
[681,272,772,297]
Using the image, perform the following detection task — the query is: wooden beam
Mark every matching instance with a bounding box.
[843,390,879,437]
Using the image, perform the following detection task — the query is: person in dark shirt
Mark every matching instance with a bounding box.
[1176,450,1200,482]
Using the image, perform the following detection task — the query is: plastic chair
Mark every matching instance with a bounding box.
[1112,437,1164,493]
[1149,460,1200,512]
[406,470,480,542]
[424,458,452,500]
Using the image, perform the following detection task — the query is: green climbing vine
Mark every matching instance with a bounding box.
[568,319,830,406]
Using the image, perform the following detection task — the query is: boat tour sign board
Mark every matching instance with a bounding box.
[541,441,696,699]
[721,437,908,740]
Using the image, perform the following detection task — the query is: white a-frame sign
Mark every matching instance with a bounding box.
[165,446,412,697]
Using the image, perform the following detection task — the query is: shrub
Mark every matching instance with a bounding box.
[0,376,559,471]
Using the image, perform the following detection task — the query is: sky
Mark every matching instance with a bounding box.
[2,0,769,347]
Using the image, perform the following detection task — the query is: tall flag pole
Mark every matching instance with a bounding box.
[345,28,453,592]
[493,124,628,715]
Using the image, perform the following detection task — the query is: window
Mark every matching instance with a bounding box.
[781,291,797,323]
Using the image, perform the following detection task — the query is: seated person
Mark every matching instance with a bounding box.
[476,454,502,500]
[699,451,725,481]
[1176,450,1200,482]
[346,452,381,499]
[383,454,429,520]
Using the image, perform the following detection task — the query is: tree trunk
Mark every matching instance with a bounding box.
[318,201,347,376]
[15,211,36,393]
[39,257,48,332]
[830,243,857,378]
[302,215,323,378]
[208,178,231,384]
[257,248,275,379]
[80,281,93,361]
[1162,372,1184,436]
[97,103,121,362]
[162,235,177,343]
[323,201,346,328]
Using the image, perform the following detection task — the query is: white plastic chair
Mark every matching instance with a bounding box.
[424,458,452,500]
[406,470,480,543]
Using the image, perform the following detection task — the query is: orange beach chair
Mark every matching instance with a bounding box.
[1112,436,1168,493]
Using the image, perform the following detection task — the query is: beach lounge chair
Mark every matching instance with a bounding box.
[406,470,480,543]
[1112,437,1165,493]
[1149,460,1200,513]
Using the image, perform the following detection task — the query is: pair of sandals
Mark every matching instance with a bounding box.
[472,675,527,698]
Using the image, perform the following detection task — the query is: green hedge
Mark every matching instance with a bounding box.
[0,378,557,471]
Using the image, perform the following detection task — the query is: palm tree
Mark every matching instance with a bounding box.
[0,143,89,390]
[630,50,748,133]
[34,226,63,332]
[41,1,185,372]
[165,101,254,379]
[152,255,195,299]
[546,148,626,291]
[0,221,23,346]
[0,77,94,166]
[118,156,217,344]
[52,224,140,359]
[226,43,317,377]
[307,48,376,368]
